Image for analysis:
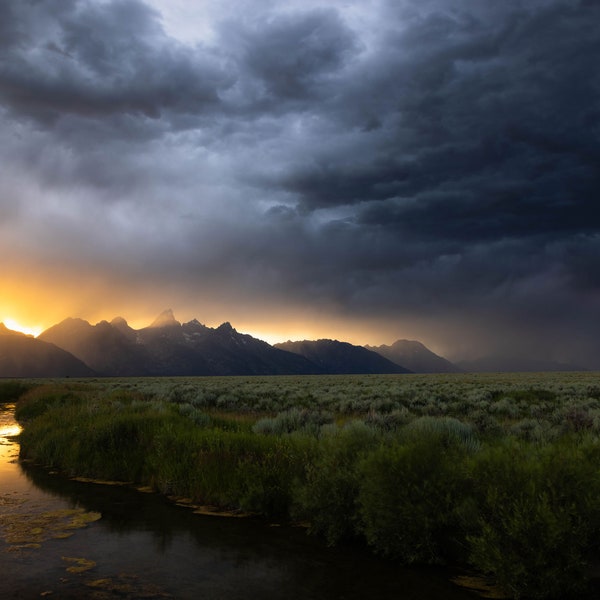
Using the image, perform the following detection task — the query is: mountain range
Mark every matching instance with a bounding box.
[1,310,582,378]
[31,309,427,377]
[37,310,321,377]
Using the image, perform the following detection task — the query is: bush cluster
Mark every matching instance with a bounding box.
[75,372,600,438]
[13,375,600,599]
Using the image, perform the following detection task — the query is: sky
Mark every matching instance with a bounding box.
[0,0,599,367]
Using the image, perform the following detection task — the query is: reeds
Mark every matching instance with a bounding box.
[0,380,35,403]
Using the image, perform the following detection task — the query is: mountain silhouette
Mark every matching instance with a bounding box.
[0,323,96,378]
[40,311,321,376]
[39,317,153,376]
[367,340,462,373]
[275,339,412,374]
[8,312,585,376]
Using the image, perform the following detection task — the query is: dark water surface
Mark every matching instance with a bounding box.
[0,404,476,599]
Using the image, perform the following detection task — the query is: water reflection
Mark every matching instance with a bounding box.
[0,422,21,438]
[2,404,475,599]
[0,403,21,449]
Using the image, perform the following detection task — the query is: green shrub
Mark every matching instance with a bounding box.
[253,408,333,437]
[358,436,472,564]
[293,421,377,544]
[237,434,315,517]
[402,416,480,452]
[364,408,413,431]
[15,376,600,600]
[467,440,600,599]
[467,409,502,437]
[178,403,212,427]
[509,418,555,442]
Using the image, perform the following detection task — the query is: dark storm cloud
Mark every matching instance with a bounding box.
[281,0,600,212]
[0,0,231,125]
[1,0,599,366]
[224,9,359,104]
[242,0,599,365]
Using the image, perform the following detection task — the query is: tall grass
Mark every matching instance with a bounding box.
[16,386,312,517]
[13,376,600,599]
[0,380,35,403]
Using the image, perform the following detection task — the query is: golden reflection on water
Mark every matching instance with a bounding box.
[0,405,22,474]
[0,403,21,438]
[0,423,22,438]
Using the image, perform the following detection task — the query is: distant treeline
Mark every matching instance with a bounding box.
[8,374,600,600]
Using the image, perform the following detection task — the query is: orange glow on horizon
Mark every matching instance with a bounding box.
[1,271,427,350]
[2,318,43,337]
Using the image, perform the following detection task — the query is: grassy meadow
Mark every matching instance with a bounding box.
[5,372,600,599]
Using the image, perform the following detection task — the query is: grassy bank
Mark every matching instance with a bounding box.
[11,375,600,599]
[0,380,34,404]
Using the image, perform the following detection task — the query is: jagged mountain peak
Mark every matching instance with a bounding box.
[59,317,91,326]
[216,321,235,333]
[109,316,137,343]
[110,316,129,327]
[182,319,209,336]
[40,317,93,337]
[185,318,204,327]
[148,309,181,329]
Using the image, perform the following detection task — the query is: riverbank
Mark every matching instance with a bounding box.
[8,376,600,599]
[6,398,469,600]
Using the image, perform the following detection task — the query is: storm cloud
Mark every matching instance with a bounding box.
[1,0,599,367]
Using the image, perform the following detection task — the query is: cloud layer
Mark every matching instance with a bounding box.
[1,0,599,366]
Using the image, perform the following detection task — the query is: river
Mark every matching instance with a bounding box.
[0,403,477,599]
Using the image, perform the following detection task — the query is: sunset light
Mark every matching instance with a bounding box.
[0,0,598,371]
[3,318,43,338]
[0,1,599,594]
